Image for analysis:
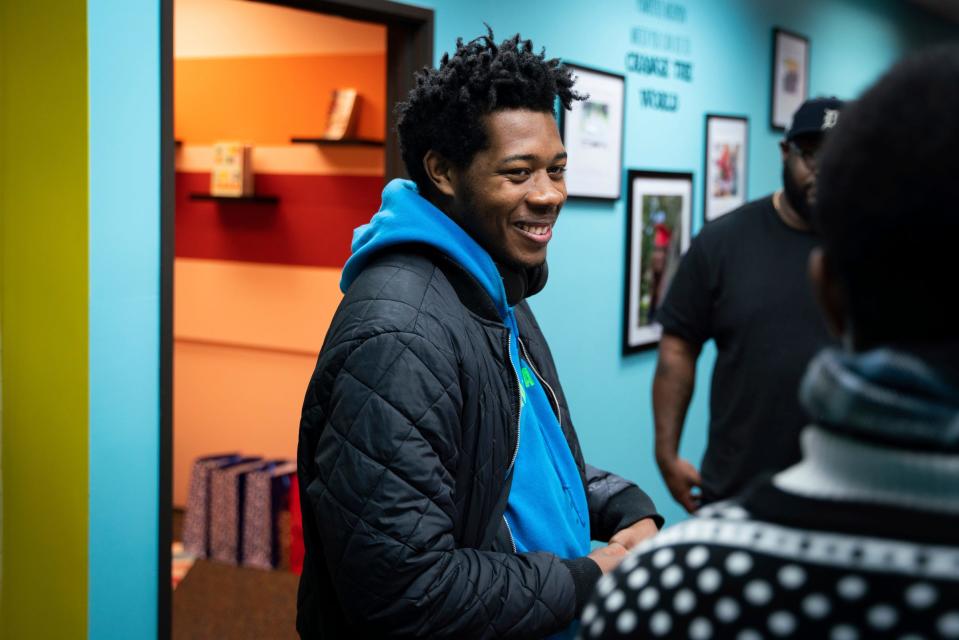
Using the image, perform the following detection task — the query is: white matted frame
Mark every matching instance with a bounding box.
[623,170,693,354]
[704,114,749,222]
[770,28,810,131]
[559,63,626,201]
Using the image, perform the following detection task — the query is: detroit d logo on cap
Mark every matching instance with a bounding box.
[821,109,840,130]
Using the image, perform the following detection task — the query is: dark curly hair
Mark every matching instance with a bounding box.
[814,44,959,349]
[396,28,583,194]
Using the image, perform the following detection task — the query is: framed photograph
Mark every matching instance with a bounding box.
[623,170,693,354]
[703,114,749,222]
[770,28,810,131]
[559,63,626,201]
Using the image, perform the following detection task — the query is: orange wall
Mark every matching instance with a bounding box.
[173,259,343,506]
[176,143,383,176]
[173,7,385,507]
[174,53,386,145]
[174,0,385,60]
[175,259,342,353]
[174,340,318,506]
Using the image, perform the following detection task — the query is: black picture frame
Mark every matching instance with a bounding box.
[558,62,626,201]
[770,27,810,131]
[623,169,694,354]
[703,114,749,223]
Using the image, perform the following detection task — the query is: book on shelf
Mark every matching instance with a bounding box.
[210,141,254,197]
[322,88,360,140]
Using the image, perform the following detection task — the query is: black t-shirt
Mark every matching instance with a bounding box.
[657,195,834,502]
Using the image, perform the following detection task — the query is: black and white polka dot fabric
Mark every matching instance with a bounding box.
[579,502,959,639]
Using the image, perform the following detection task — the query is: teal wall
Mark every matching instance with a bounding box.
[88,1,163,637]
[70,0,957,633]
[409,0,957,527]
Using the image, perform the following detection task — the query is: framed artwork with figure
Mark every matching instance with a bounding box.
[559,63,626,201]
[623,170,693,354]
[771,28,810,130]
[704,114,749,222]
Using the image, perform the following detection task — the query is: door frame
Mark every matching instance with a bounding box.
[158,1,433,637]
[257,0,434,180]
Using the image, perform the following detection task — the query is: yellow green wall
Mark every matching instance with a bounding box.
[0,1,89,637]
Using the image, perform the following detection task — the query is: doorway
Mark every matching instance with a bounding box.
[160,1,433,637]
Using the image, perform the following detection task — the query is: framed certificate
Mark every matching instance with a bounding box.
[559,63,626,201]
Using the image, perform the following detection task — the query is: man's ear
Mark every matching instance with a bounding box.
[809,247,846,338]
[423,150,457,198]
[779,139,790,163]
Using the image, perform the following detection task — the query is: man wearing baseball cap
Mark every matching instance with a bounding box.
[651,97,844,512]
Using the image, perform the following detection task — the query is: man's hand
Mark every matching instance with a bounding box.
[657,456,701,514]
[653,334,702,513]
[587,542,628,575]
[608,517,660,551]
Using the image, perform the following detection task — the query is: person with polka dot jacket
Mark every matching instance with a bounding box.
[581,44,959,640]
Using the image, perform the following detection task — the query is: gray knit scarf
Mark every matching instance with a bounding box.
[800,347,959,450]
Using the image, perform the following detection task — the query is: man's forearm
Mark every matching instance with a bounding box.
[652,334,700,463]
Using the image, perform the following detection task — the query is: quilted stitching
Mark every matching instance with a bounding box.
[297,251,655,638]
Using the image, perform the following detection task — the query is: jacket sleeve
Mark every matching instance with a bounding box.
[305,328,580,638]
[586,464,665,541]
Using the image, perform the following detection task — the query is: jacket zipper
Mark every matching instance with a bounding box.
[503,512,518,553]
[503,330,523,554]
[518,338,562,426]
[506,331,523,474]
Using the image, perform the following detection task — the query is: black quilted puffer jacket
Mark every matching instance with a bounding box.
[296,248,661,639]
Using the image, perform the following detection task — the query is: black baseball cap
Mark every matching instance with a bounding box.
[786,97,844,141]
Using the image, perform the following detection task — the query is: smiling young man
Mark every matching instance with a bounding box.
[296,32,662,639]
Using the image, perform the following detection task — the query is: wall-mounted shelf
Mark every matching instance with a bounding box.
[189,193,279,204]
[290,137,384,147]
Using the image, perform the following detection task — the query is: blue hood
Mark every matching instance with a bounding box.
[341,179,509,319]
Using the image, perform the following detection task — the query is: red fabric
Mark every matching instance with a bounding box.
[289,474,305,575]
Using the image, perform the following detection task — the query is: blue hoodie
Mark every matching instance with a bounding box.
[342,179,591,564]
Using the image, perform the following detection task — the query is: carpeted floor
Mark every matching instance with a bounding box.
[171,508,299,639]
[173,559,299,639]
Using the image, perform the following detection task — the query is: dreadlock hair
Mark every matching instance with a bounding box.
[395,28,583,195]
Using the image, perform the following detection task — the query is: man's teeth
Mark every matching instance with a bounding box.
[517,223,551,235]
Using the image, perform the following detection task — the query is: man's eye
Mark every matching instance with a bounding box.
[506,168,531,178]
[549,165,567,175]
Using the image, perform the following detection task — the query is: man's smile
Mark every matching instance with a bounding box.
[514,221,554,243]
